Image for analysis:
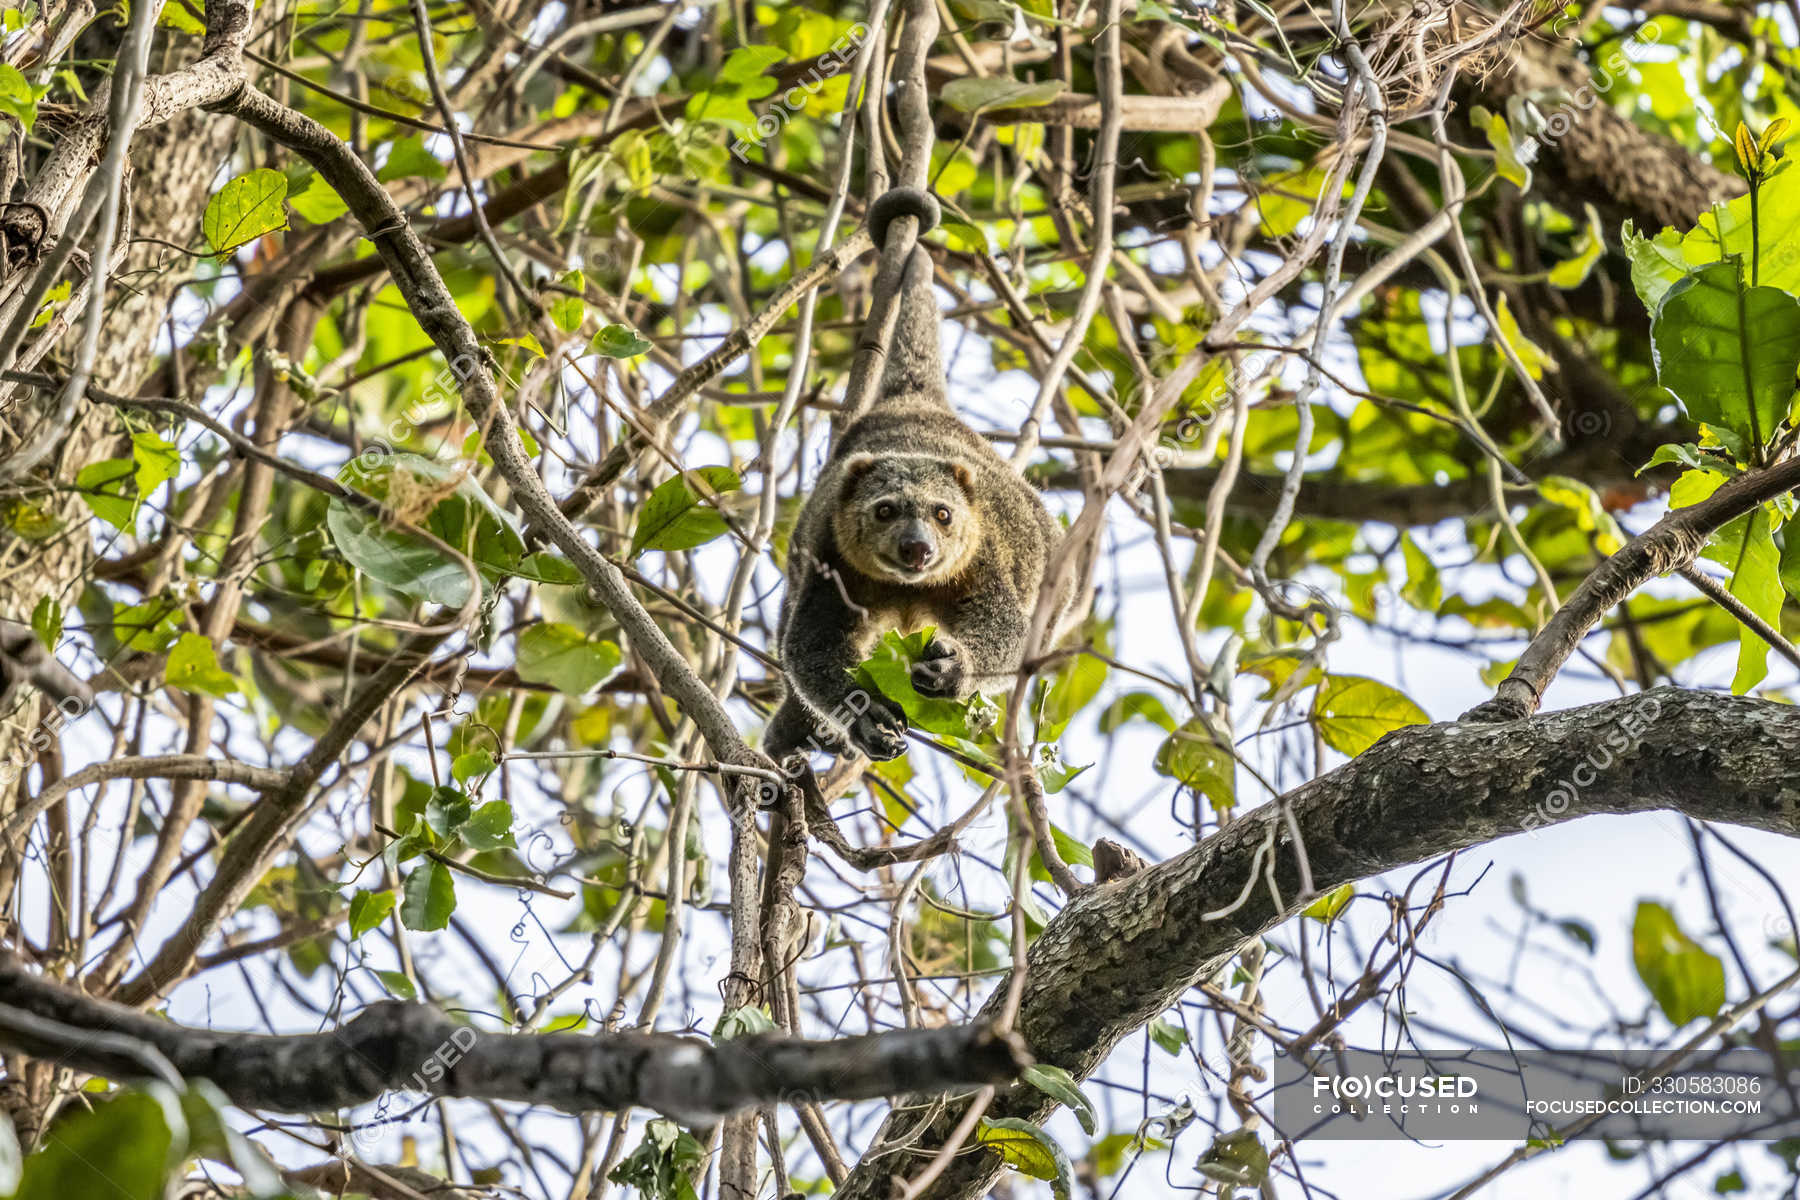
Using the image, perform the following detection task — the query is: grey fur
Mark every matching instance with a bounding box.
[766,239,1075,763]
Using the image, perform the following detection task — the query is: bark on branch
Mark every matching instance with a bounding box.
[833,686,1800,1199]
[0,958,1028,1124]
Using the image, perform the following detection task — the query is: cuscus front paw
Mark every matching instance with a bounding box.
[911,637,969,699]
[847,694,909,760]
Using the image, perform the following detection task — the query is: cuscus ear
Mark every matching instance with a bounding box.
[951,462,976,500]
[842,454,879,488]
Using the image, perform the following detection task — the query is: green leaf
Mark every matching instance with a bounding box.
[375,969,418,1000]
[1303,882,1354,924]
[1494,293,1551,380]
[12,1091,174,1200]
[609,1119,704,1200]
[516,623,623,693]
[1652,260,1800,454]
[400,860,457,930]
[1548,204,1606,289]
[158,0,206,33]
[0,64,39,133]
[941,76,1066,113]
[1471,105,1531,190]
[1021,1064,1098,1136]
[460,800,516,851]
[130,430,180,500]
[495,332,546,358]
[1558,918,1597,954]
[377,135,447,183]
[515,551,584,586]
[452,748,497,784]
[1100,691,1177,733]
[326,454,525,608]
[719,44,786,82]
[288,172,350,224]
[940,219,988,252]
[1148,1016,1187,1055]
[1312,674,1429,757]
[549,289,586,334]
[1639,443,1707,475]
[1624,158,1800,310]
[1153,717,1236,812]
[1088,1130,1170,1177]
[1196,1128,1269,1188]
[714,1005,776,1040]
[1700,506,1783,694]
[591,323,651,358]
[1038,651,1107,741]
[348,889,396,938]
[1539,475,1626,555]
[177,1081,288,1198]
[75,457,137,531]
[630,466,741,556]
[425,785,471,838]
[1255,166,1340,238]
[29,595,60,653]
[203,169,290,254]
[1399,531,1442,612]
[1779,525,1800,606]
[977,1118,1073,1199]
[30,279,69,330]
[1632,901,1725,1026]
[851,628,981,741]
[164,632,238,698]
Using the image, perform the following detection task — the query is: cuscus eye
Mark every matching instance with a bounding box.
[875,501,898,520]
[934,506,952,525]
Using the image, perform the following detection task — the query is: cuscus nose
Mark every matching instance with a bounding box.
[898,537,934,569]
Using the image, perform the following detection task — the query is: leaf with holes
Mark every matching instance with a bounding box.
[591,323,651,358]
[516,623,623,694]
[164,633,237,698]
[204,169,290,254]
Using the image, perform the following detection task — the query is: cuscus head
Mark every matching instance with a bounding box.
[832,453,979,584]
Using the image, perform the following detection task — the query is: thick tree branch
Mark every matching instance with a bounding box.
[0,958,1028,1123]
[834,687,1800,1199]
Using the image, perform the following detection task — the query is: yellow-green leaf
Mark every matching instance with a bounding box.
[1472,105,1531,190]
[203,169,290,254]
[1303,882,1354,924]
[977,1118,1073,1199]
[164,633,238,698]
[1312,674,1429,757]
[515,623,623,694]
[1631,901,1724,1025]
[0,64,39,133]
[1494,293,1550,379]
[1548,203,1605,289]
[1701,507,1783,694]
